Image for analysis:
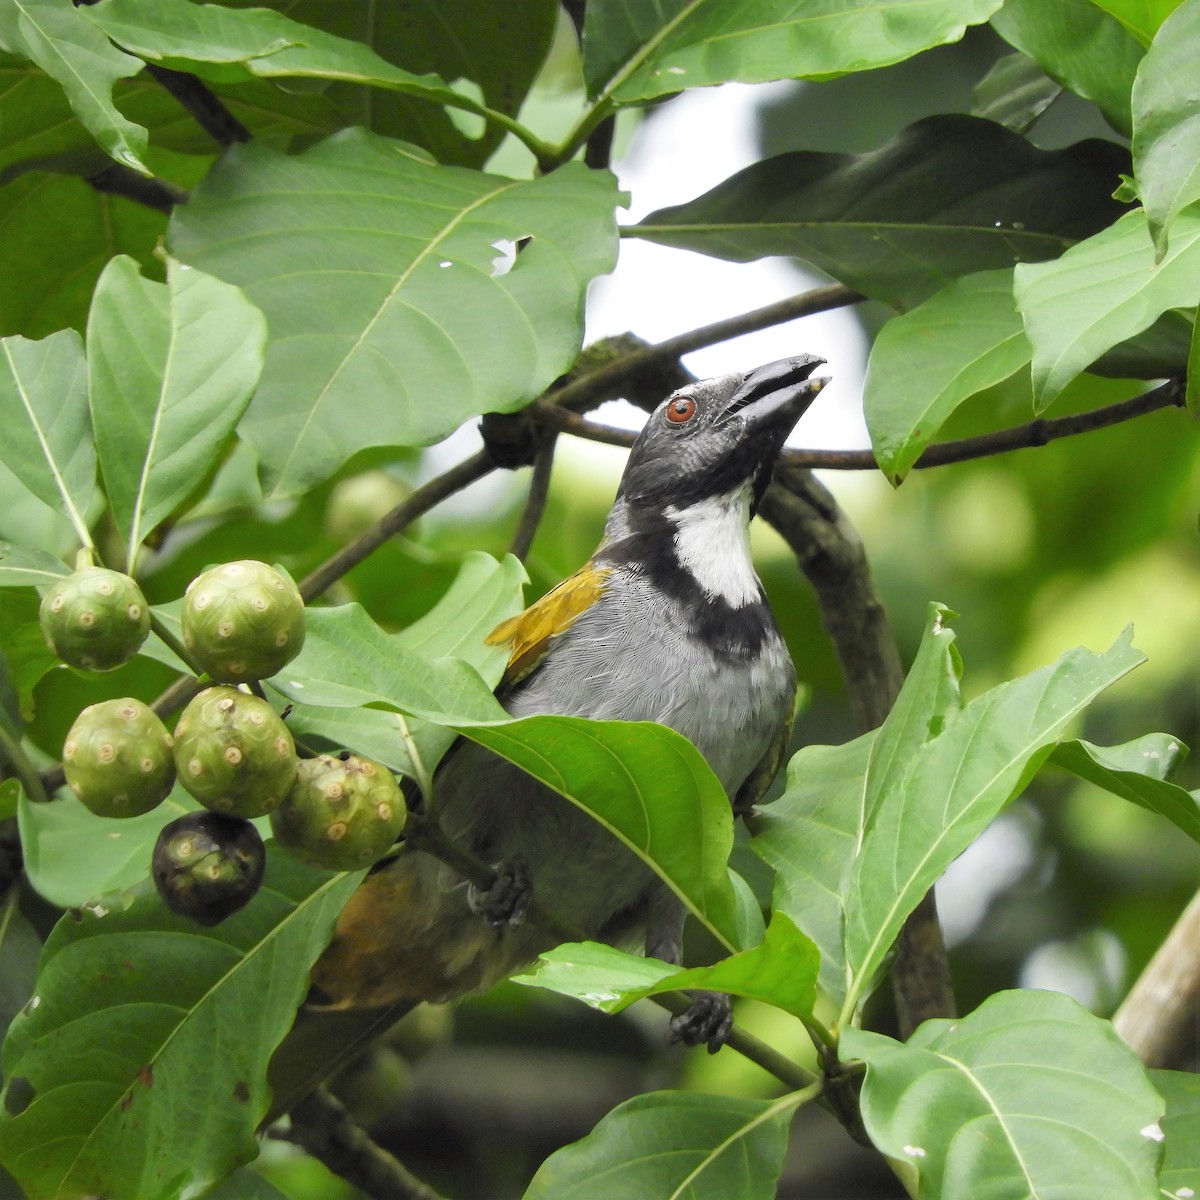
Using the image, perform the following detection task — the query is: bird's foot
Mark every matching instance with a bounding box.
[668,991,733,1054]
[467,857,533,928]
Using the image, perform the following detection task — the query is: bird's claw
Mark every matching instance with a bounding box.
[467,857,532,928]
[668,991,733,1054]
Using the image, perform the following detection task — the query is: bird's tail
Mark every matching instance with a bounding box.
[263,998,418,1127]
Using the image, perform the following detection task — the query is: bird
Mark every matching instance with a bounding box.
[268,354,826,1117]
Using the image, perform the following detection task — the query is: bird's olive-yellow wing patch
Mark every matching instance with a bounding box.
[486,564,611,686]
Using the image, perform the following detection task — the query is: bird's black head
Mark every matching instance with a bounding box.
[615,355,826,514]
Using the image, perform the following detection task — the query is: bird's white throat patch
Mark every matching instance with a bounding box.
[666,488,761,607]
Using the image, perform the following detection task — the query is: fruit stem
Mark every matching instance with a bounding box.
[0,724,51,804]
[73,547,96,572]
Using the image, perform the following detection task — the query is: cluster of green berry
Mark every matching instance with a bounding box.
[41,560,406,926]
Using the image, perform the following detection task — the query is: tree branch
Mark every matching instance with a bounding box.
[87,164,187,213]
[144,63,251,148]
[1114,886,1200,1070]
[509,437,557,560]
[286,1087,448,1200]
[759,463,956,1035]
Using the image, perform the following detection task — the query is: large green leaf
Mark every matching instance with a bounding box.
[582,0,1003,104]
[18,783,200,908]
[843,990,1164,1200]
[284,551,526,773]
[990,0,1145,133]
[82,0,475,118]
[1151,1069,1200,1194]
[864,268,1032,484]
[752,603,961,1001]
[86,255,266,564]
[1014,205,1200,411]
[970,52,1062,133]
[1131,0,1200,257]
[513,912,819,1020]
[0,889,40,1048]
[465,716,741,949]
[0,328,93,549]
[0,0,148,174]
[632,115,1130,309]
[524,1089,797,1200]
[1090,0,1184,43]
[841,630,1144,1018]
[0,541,68,589]
[0,590,57,711]
[1050,734,1200,845]
[0,170,167,339]
[0,853,361,1200]
[201,0,559,168]
[169,132,621,496]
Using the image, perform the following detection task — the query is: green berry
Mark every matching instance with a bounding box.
[271,753,405,871]
[152,812,265,926]
[173,685,297,818]
[62,698,175,817]
[181,560,305,682]
[40,567,150,671]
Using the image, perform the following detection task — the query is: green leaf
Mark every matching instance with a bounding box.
[864,268,1032,483]
[1050,734,1200,844]
[207,1169,293,1200]
[0,590,57,712]
[582,0,1004,104]
[0,542,68,588]
[270,602,506,724]
[0,778,18,822]
[170,132,621,496]
[971,52,1062,133]
[632,115,1130,309]
[86,255,266,564]
[0,0,148,174]
[0,853,362,1200]
[82,0,470,114]
[1089,0,1185,43]
[513,912,819,1021]
[18,783,200,908]
[466,716,741,950]
[524,1089,796,1200]
[1151,1068,1200,1194]
[0,170,167,340]
[843,989,1164,1200]
[1131,0,1200,257]
[990,0,1145,134]
[1014,205,1200,411]
[751,734,873,999]
[0,328,94,549]
[841,629,1144,1017]
[0,888,40,1039]
[285,551,526,773]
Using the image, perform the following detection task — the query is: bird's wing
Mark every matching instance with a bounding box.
[485,562,612,687]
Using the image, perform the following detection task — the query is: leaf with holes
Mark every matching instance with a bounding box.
[633,115,1130,309]
[583,0,1003,103]
[0,852,362,1200]
[87,255,266,564]
[843,989,1164,1199]
[169,131,621,496]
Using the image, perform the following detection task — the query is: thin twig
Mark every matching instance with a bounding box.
[509,437,557,560]
[299,451,494,601]
[144,63,251,147]
[287,1087,448,1200]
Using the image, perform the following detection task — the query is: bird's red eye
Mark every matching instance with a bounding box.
[665,396,697,424]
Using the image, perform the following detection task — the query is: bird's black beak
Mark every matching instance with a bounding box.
[719,354,827,430]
